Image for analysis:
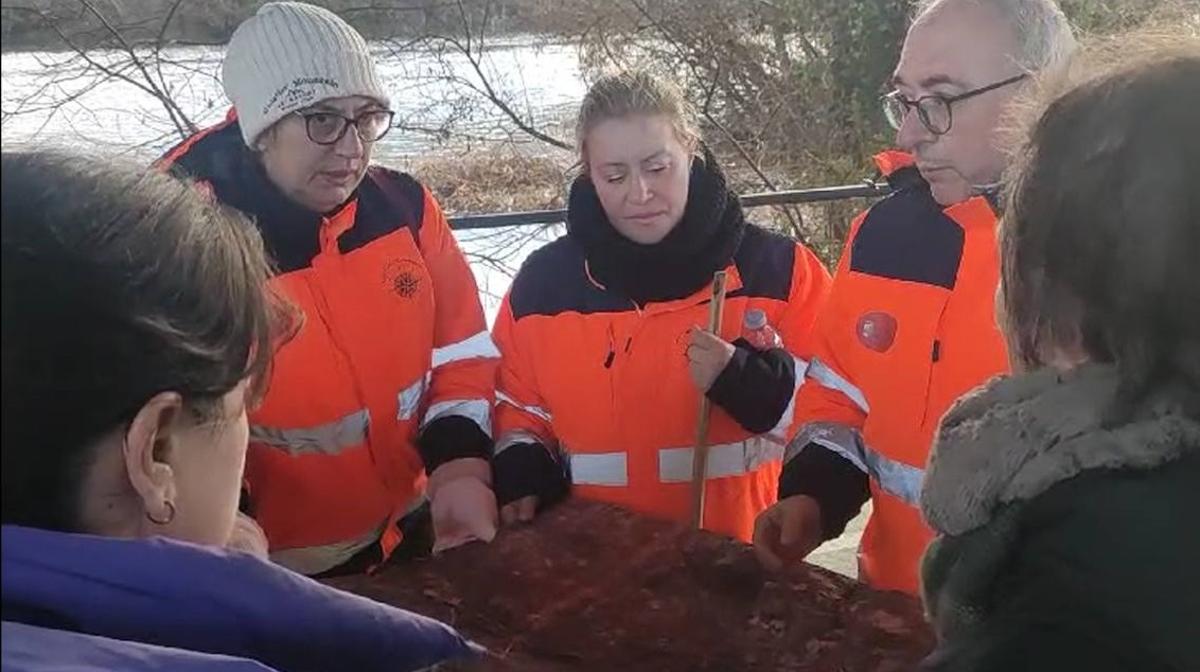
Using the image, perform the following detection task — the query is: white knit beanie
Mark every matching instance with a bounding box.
[221,2,390,147]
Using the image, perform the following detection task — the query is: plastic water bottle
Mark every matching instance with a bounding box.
[742,309,782,351]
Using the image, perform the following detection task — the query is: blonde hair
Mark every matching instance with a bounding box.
[575,70,701,168]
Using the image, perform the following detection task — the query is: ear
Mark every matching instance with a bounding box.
[122,391,184,524]
[578,145,593,181]
[253,124,278,153]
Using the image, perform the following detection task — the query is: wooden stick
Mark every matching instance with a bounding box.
[691,270,728,529]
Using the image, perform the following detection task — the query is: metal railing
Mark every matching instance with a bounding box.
[447,180,892,230]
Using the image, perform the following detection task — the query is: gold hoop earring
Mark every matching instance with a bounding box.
[146,500,176,526]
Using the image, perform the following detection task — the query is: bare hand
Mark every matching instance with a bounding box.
[686,326,736,392]
[500,495,539,527]
[752,495,824,572]
[226,512,269,559]
[428,458,499,554]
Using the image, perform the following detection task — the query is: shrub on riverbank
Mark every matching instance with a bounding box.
[407,148,571,215]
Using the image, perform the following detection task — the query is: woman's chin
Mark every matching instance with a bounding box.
[616,217,677,245]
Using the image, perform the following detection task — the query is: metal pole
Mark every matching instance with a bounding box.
[447,181,891,230]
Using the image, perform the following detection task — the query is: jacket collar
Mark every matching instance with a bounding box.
[566,149,747,307]
[874,149,1001,223]
[922,364,1200,538]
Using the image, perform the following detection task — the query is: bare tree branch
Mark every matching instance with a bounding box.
[420,29,572,150]
[3,3,200,143]
[153,0,187,91]
[75,0,196,137]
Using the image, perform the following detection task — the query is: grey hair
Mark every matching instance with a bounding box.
[915,0,1078,73]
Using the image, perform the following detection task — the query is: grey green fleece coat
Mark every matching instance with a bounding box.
[919,364,1200,672]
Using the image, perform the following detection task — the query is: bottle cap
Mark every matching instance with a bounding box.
[743,309,767,330]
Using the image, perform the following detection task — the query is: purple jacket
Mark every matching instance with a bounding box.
[1,525,482,672]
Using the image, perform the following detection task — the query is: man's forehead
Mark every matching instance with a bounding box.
[893,1,1017,89]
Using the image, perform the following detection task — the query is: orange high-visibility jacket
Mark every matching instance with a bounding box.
[159,120,498,574]
[493,224,831,542]
[781,151,1010,594]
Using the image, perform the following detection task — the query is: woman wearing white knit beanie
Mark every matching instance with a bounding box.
[158,2,500,577]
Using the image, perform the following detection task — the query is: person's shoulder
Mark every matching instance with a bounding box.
[365,165,429,211]
[855,171,944,237]
[517,234,581,271]
[846,171,965,289]
[1028,451,1198,539]
[343,166,430,250]
[738,222,796,250]
[507,236,642,321]
[1013,453,1200,669]
[508,235,593,319]
[367,165,425,192]
[734,224,798,301]
[157,119,244,180]
[1,622,276,672]
[1020,452,1200,602]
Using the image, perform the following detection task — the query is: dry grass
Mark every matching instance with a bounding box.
[402,147,574,216]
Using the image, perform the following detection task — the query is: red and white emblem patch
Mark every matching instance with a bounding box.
[856,311,897,352]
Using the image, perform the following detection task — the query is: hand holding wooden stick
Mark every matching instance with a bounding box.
[691,270,728,529]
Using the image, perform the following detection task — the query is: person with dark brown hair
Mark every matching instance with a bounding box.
[0,151,481,671]
[919,39,1200,672]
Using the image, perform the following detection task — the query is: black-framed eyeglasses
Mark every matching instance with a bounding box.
[882,73,1028,135]
[293,109,395,145]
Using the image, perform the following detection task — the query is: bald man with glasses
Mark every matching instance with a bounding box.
[754,0,1076,595]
